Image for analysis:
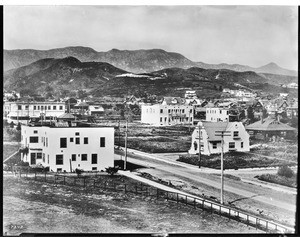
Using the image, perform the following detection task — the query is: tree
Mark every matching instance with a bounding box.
[278,165,294,178]
[16,122,21,131]
[76,89,87,99]
[262,108,268,119]
[247,106,255,123]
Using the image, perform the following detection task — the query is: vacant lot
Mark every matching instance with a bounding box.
[115,123,192,153]
[3,174,260,235]
[177,151,297,170]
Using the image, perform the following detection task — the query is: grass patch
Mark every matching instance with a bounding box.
[177,151,297,169]
[256,173,297,188]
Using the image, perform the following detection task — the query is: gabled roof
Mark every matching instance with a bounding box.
[75,101,89,107]
[201,122,229,141]
[58,113,75,119]
[246,117,296,131]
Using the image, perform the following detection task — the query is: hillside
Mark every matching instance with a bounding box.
[4,57,127,95]
[4,57,295,99]
[4,46,297,76]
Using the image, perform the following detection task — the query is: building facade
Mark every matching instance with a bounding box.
[189,121,250,156]
[4,101,66,124]
[21,123,114,172]
[206,107,229,122]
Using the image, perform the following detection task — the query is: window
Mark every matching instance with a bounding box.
[227,111,229,115]
[18,105,22,110]
[59,106,63,110]
[75,132,80,136]
[31,153,36,165]
[92,154,97,164]
[70,137,74,142]
[56,155,63,165]
[81,154,87,161]
[46,138,48,147]
[76,138,80,144]
[168,109,170,113]
[53,106,56,110]
[220,110,222,114]
[37,153,42,159]
[60,138,67,148]
[212,142,217,149]
[234,131,239,137]
[160,109,163,113]
[57,168,62,172]
[241,142,244,148]
[34,106,36,110]
[29,136,39,143]
[41,106,44,110]
[42,153,45,162]
[160,117,162,122]
[34,130,38,134]
[92,167,97,171]
[165,117,167,122]
[100,137,105,147]
[47,155,49,164]
[190,109,193,113]
[84,137,88,144]
[37,106,40,110]
[229,142,235,149]
[72,154,76,161]
[48,106,51,110]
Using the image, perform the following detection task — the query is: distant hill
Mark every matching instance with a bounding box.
[4,57,127,95]
[5,56,293,99]
[4,46,297,76]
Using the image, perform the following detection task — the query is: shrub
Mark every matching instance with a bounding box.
[277,165,294,178]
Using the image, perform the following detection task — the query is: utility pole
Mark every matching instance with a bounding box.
[118,120,121,149]
[198,124,201,168]
[124,117,128,170]
[215,130,231,205]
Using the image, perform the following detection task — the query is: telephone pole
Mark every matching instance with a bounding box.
[198,125,201,168]
[124,117,128,170]
[215,130,231,204]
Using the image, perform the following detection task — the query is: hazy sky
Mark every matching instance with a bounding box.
[4,5,298,70]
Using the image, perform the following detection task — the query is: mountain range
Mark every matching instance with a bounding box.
[4,56,297,99]
[4,46,297,76]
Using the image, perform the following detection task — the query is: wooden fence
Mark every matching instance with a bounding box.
[11,166,294,234]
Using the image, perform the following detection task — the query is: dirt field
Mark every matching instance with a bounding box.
[3,174,261,235]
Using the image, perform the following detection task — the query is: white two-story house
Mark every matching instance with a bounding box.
[141,97,194,126]
[188,121,250,156]
[206,107,229,122]
[21,122,114,172]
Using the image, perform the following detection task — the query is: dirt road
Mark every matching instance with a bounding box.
[115,148,296,227]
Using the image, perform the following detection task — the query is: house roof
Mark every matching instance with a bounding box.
[75,101,89,107]
[246,117,296,131]
[58,113,76,119]
[202,122,229,141]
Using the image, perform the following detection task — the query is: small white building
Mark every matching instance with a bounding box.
[141,97,194,126]
[20,122,114,172]
[206,107,229,122]
[4,101,66,124]
[188,121,250,156]
[88,105,105,116]
[185,90,197,99]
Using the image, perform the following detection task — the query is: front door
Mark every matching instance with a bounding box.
[30,153,36,165]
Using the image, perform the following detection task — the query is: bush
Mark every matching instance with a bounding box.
[277,165,294,178]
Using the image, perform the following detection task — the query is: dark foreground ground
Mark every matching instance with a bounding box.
[3,174,261,235]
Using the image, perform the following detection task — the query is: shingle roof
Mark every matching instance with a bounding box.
[246,118,296,131]
[58,113,75,119]
[202,122,229,141]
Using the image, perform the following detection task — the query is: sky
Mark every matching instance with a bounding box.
[3,5,298,70]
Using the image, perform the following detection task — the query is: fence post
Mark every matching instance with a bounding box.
[83,178,86,188]
[74,177,76,186]
[247,215,249,226]
[177,193,179,203]
[194,199,196,209]
[156,188,159,199]
[35,171,37,181]
[219,206,221,215]
[63,176,66,185]
[266,221,268,231]
[135,185,138,194]
[124,184,127,193]
[26,168,28,177]
[45,172,47,182]
[211,203,213,213]
[185,196,187,205]
[166,191,168,201]
[228,209,230,219]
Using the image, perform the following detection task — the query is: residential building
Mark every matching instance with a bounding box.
[185,90,197,99]
[246,117,296,140]
[287,83,298,89]
[4,101,66,124]
[141,97,193,126]
[20,122,114,172]
[206,107,229,122]
[188,121,250,155]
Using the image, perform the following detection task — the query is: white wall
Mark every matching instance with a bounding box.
[206,108,229,122]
